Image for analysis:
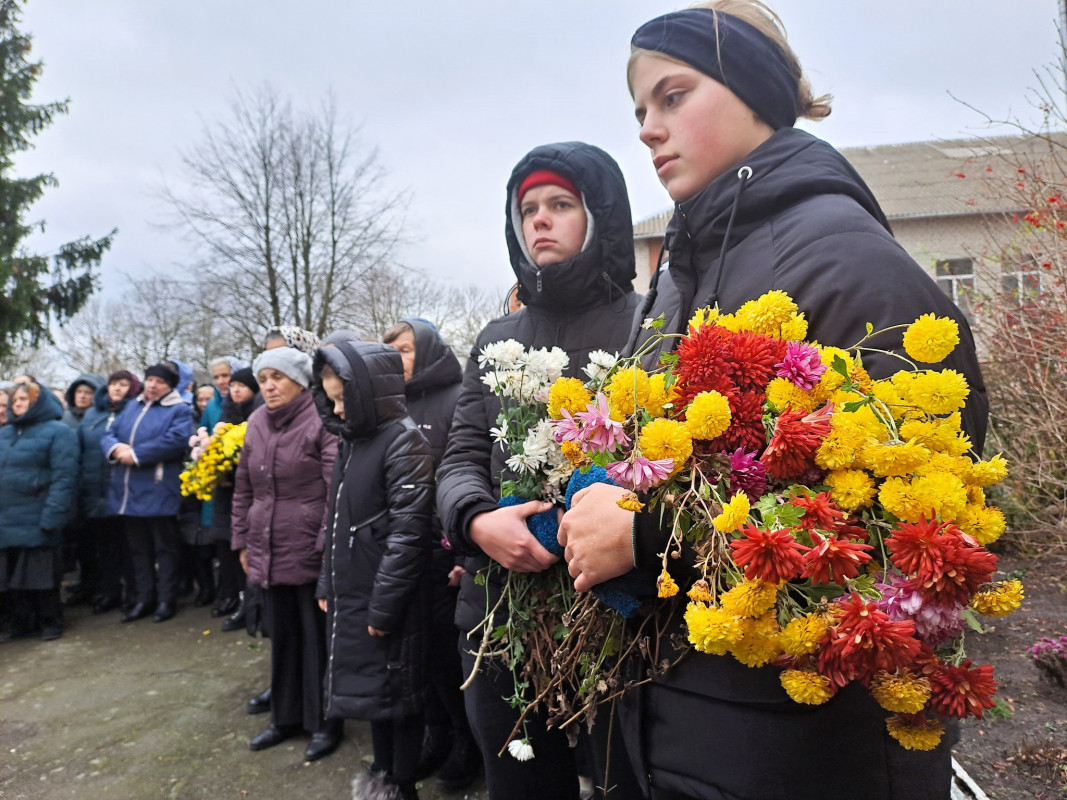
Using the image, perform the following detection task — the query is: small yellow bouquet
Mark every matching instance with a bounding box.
[179,422,247,501]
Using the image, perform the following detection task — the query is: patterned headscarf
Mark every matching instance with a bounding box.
[264,325,320,355]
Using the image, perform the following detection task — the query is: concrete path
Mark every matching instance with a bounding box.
[0,603,487,800]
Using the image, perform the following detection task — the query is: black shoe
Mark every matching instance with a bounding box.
[249,724,298,751]
[193,586,215,608]
[304,731,341,762]
[121,602,154,623]
[153,602,176,623]
[247,687,272,715]
[435,733,483,792]
[92,595,121,615]
[41,625,64,641]
[0,626,33,643]
[64,584,92,607]
[221,596,246,632]
[211,596,239,618]
[415,724,452,780]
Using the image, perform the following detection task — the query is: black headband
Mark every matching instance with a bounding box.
[632,8,799,131]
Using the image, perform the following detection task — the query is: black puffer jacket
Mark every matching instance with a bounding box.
[436,141,642,632]
[624,128,981,800]
[402,318,464,629]
[313,340,434,722]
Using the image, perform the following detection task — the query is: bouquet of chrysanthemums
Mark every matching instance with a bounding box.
[179,422,247,501]
[526,289,1023,752]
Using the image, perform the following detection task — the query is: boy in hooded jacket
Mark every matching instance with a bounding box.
[313,339,435,800]
[436,142,643,800]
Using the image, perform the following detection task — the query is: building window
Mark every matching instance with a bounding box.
[1001,262,1042,305]
[935,258,975,319]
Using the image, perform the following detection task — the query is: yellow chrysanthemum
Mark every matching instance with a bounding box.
[766,377,817,413]
[730,613,782,667]
[720,579,777,618]
[861,439,929,478]
[617,493,645,513]
[815,415,874,471]
[878,477,927,524]
[899,414,963,453]
[685,602,743,655]
[780,614,829,657]
[686,390,732,440]
[824,469,877,513]
[560,440,587,467]
[970,580,1024,617]
[913,472,969,521]
[966,485,986,507]
[957,504,1006,546]
[606,366,651,419]
[966,454,1009,487]
[688,306,719,331]
[646,373,674,418]
[902,314,960,364]
[833,395,888,438]
[687,579,715,604]
[885,714,945,751]
[870,380,910,421]
[657,570,679,598]
[713,492,751,534]
[547,377,592,420]
[715,312,742,332]
[732,290,799,338]
[914,452,971,482]
[871,669,932,714]
[904,370,970,415]
[638,418,693,475]
[780,669,834,705]
[779,312,808,342]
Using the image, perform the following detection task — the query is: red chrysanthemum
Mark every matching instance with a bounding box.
[791,491,845,532]
[675,325,734,403]
[928,659,997,719]
[910,536,998,607]
[801,533,874,585]
[761,403,833,481]
[729,524,807,584]
[834,518,870,541]
[885,518,951,576]
[712,390,766,453]
[818,593,921,685]
[725,330,788,392]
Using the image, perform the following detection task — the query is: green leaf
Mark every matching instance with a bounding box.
[831,355,850,379]
[961,607,985,634]
[842,399,871,413]
[866,322,874,335]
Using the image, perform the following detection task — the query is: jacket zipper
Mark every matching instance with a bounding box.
[324,448,353,715]
[118,400,153,516]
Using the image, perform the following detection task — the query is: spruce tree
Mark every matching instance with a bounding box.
[0,0,114,359]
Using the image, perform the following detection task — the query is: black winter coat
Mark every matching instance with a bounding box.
[402,318,464,630]
[436,141,642,633]
[624,128,979,800]
[313,341,434,722]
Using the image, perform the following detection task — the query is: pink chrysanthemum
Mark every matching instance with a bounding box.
[727,448,768,502]
[606,456,674,493]
[775,341,827,390]
[876,574,965,646]
[575,392,630,452]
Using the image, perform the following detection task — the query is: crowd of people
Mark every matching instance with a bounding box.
[0,3,990,799]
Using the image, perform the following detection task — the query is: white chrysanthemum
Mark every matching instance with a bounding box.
[583,350,619,384]
[489,426,508,448]
[506,452,542,475]
[478,339,526,370]
[522,421,556,463]
[507,738,535,762]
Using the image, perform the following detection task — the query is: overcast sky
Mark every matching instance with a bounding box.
[15,1,1065,305]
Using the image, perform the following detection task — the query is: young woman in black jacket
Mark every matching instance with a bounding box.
[314,339,435,800]
[558,4,987,800]
[436,142,643,800]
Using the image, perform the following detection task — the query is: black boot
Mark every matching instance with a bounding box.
[221,591,246,632]
[415,724,452,780]
[246,686,271,715]
[435,730,483,791]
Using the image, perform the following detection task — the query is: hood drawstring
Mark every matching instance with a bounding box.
[707,165,753,307]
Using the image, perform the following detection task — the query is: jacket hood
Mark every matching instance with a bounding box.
[403,318,462,396]
[505,141,636,315]
[91,382,135,414]
[10,386,64,427]
[666,128,890,265]
[65,373,105,407]
[169,359,195,402]
[313,340,407,440]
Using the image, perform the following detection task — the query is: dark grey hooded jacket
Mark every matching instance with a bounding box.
[313,340,434,721]
[623,128,979,800]
[435,141,642,632]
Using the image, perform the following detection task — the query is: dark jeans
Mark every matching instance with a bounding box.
[214,541,245,602]
[459,633,581,800]
[85,516,125,602]
[267,582,337,735]
[123,515,182,605]
[371,714,424,784]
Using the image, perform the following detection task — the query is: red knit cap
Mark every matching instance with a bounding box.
[517,169,581,203]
